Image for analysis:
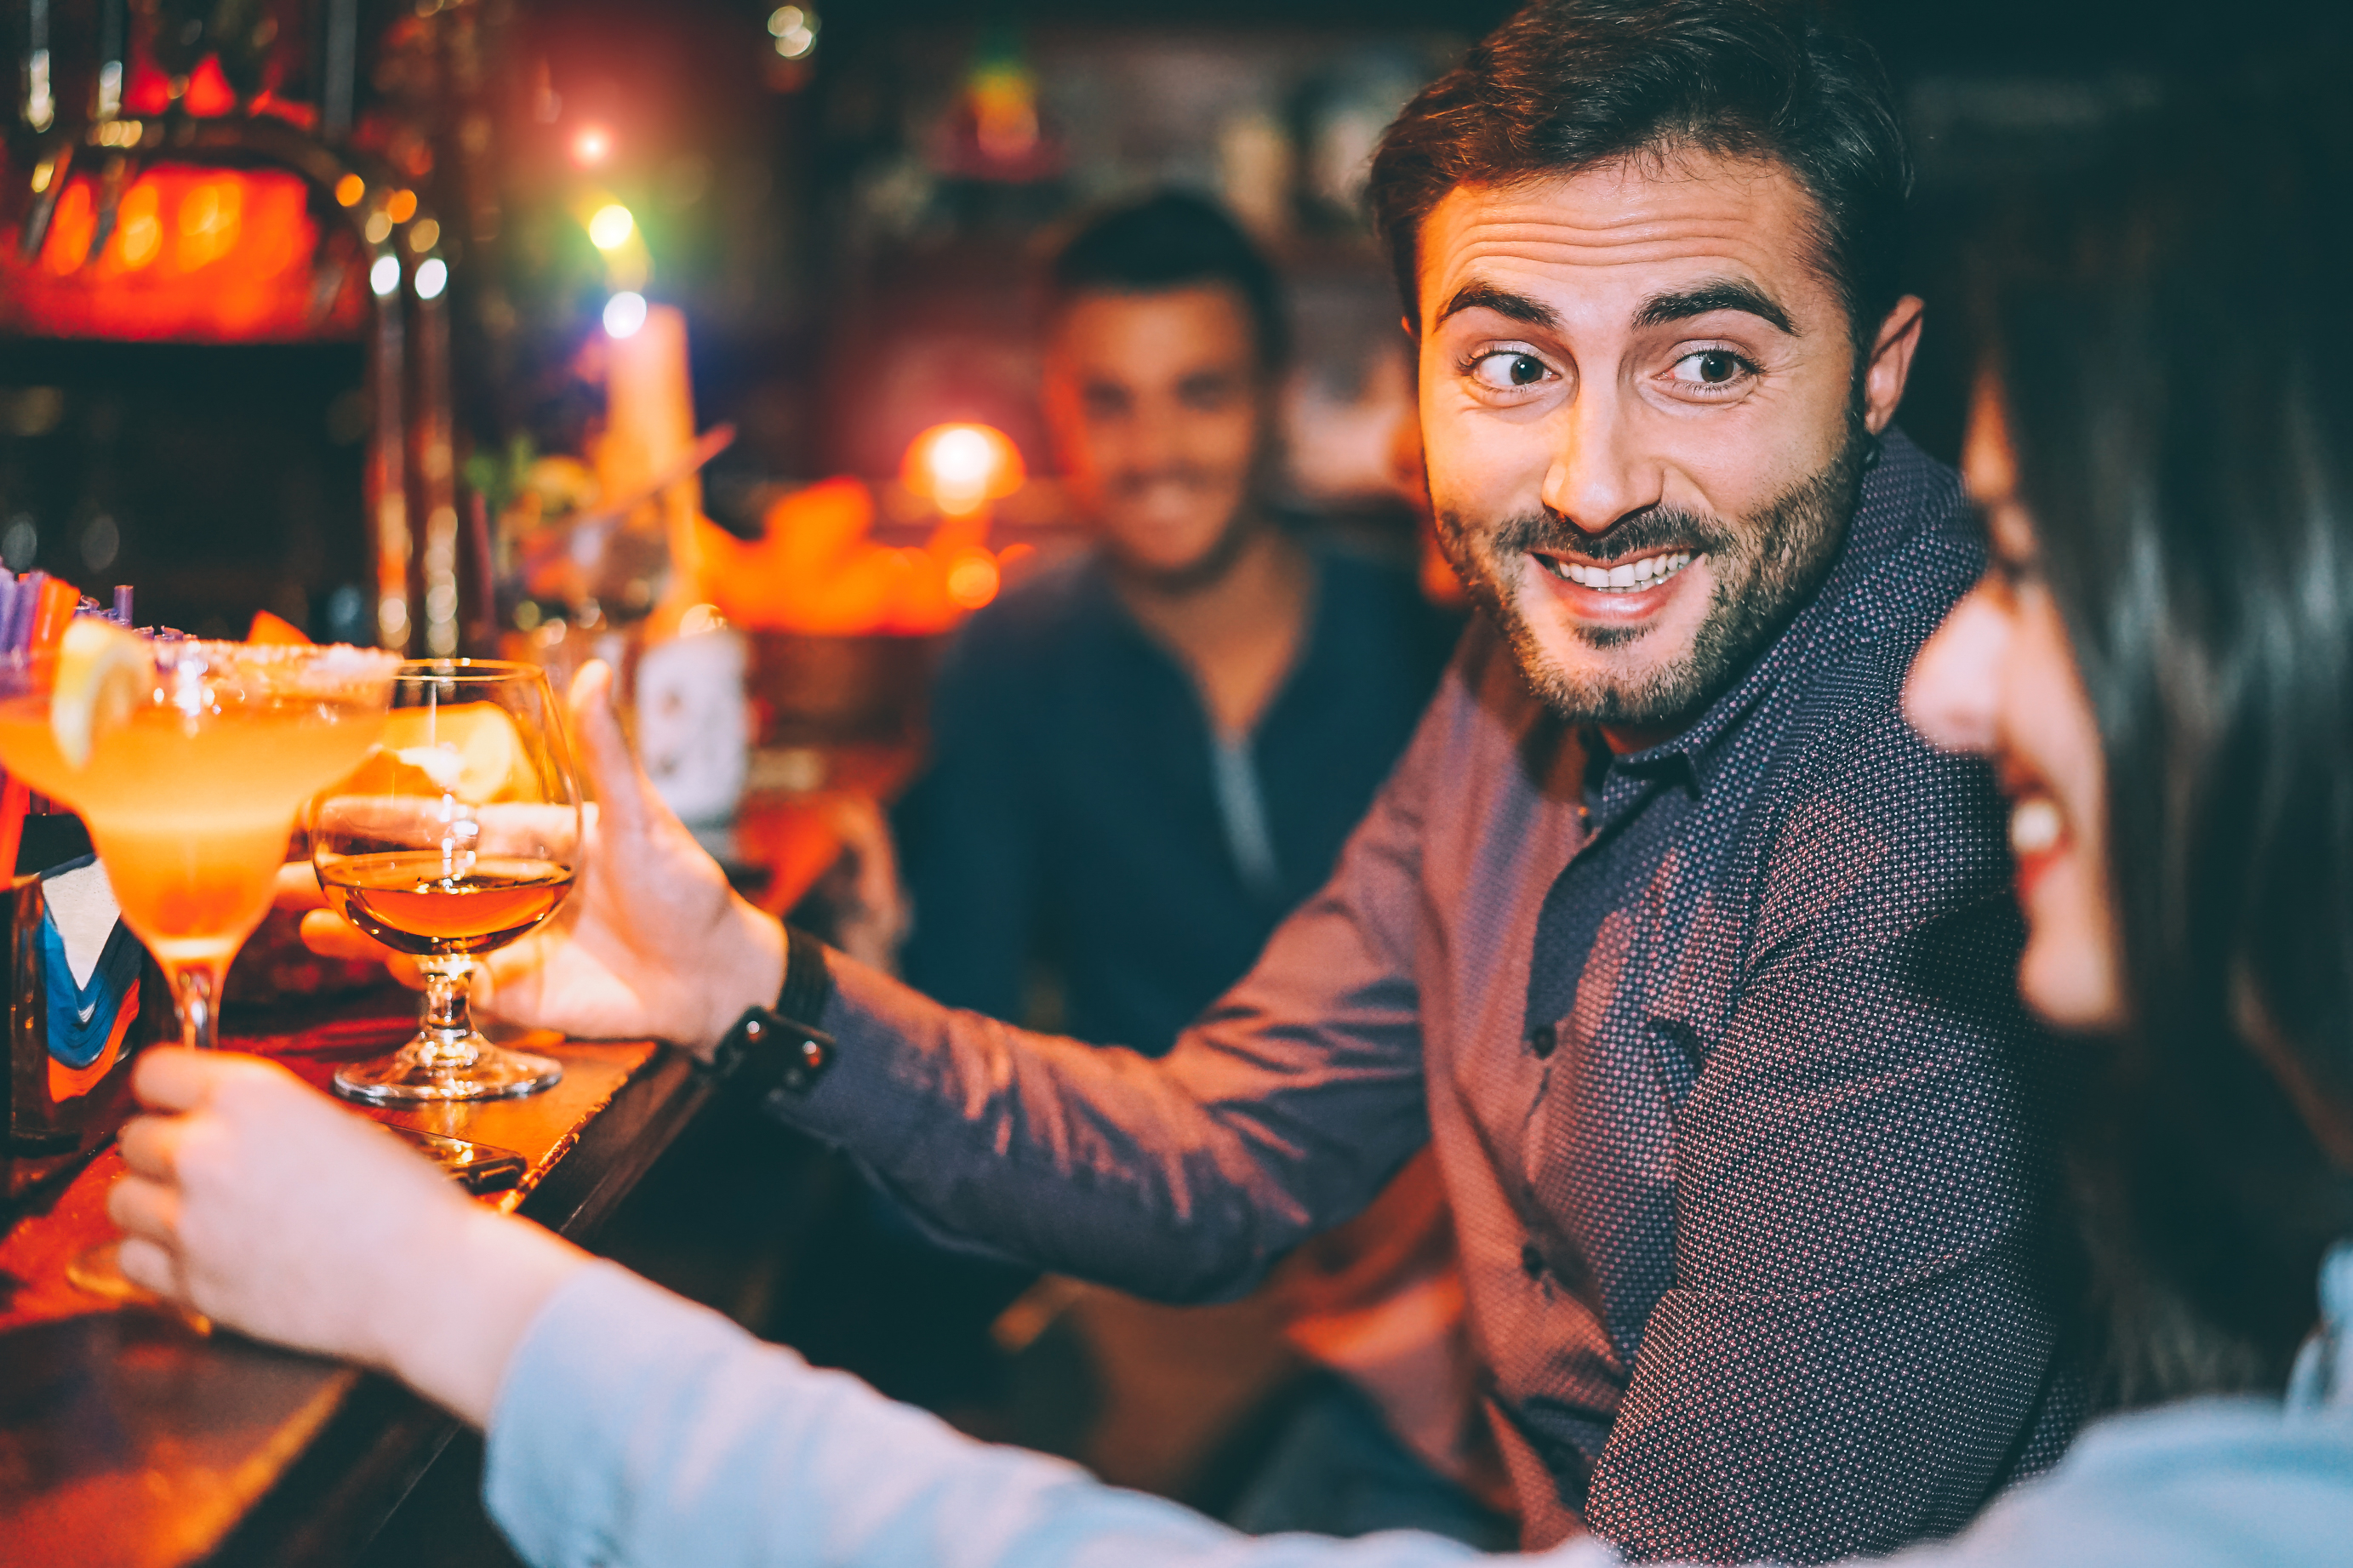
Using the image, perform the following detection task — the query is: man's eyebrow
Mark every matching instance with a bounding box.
[1436,282,1561,330]
[1634,278,1797,336]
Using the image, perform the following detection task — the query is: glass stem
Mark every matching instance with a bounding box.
[415,959,483,1069]
[173,963,224,1052]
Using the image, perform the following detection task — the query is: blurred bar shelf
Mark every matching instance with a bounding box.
[0,1003,711,1568]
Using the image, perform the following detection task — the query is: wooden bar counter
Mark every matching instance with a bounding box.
[0,1002,713,1567]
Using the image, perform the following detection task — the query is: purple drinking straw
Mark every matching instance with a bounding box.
[0,579,21,655]
[15,573,48,655]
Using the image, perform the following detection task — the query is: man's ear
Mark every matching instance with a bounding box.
[1861,294,1926,435]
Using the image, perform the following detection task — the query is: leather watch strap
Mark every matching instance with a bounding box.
[708,921,836,1099]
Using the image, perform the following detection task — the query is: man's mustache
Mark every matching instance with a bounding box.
[1482,505,1739,563]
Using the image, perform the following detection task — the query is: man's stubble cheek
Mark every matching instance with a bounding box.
[1429,422,1869,726]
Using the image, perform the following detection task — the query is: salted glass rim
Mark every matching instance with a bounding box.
[0,635,403,700]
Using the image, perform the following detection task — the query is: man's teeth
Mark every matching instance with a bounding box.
[1539,551,1696,592]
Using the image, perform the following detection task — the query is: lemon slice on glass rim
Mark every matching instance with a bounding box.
[49,617,150,768]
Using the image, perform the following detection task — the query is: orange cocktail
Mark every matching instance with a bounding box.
[0,634,399,1035]
[0,630,397,1300]
[0,698,386,969]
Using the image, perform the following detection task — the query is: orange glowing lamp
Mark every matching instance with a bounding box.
[0,165,359,340]
[902,423,1024,518]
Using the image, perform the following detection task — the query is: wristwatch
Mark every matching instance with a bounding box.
[707,921,836,1098]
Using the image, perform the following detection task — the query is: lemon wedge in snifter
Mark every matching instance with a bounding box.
[376,702,526,801]
[49,617,150,768]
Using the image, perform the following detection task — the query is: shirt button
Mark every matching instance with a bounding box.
[1527,1023,1556,1059]
[1521,1241,1547,1281]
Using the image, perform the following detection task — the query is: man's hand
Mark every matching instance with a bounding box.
[111,1049,588,1426]
[283,660,784,1058]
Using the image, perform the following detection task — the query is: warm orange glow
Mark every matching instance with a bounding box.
[2,166,359,340]
[114,183,163,271]
[335,173,366,208]
[945,547,1001,609]
[901,423,1025,516]
[386,189,419,225]
[247,611,313,646]
[40,180,96,275]
[694,476,1011,636]
[182,57,237,118]
[174,177,243,271]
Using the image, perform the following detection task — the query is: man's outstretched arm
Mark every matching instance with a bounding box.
[290,658,1448,1302]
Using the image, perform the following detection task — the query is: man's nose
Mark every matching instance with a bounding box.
[1539,386,1665,536]
[1109,400,1187,473]
[1903,583,2009,755]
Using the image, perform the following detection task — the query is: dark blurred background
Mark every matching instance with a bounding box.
[2,0,2342,637]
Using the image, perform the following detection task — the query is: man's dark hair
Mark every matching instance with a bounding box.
[1045,190,1290,372]
[1368,0,1910,344]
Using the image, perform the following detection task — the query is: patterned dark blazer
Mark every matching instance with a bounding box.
[791,430,2082,1562]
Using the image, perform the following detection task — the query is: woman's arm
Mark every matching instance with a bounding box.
[106,1049,1533,1568]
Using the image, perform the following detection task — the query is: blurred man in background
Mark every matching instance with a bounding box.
[897,191,1457,1067]
[825,191,1490,1542]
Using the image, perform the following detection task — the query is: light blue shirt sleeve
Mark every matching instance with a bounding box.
[483,1262,2353,1568]
[481,1262,1553,1568]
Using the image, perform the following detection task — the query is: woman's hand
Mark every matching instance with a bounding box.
[111,1048,587,1425]
[282,660,784,1058]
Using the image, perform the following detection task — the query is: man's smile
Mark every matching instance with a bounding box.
[1532,547,1699,592]
[1524,545,1709,625]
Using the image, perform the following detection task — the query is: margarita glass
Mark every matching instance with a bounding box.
[0,629,399,1295]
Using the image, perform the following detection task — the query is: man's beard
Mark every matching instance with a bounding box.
[1436,416,1871,728]
[1098,434,1284,597]
[1100,481,1263,596]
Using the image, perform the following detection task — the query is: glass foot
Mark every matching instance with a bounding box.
[65,1242,212,1330]
[333,1034,563,1103]
[66,1239,150,1301]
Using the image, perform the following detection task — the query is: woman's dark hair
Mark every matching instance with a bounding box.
[1981,98,2353,1405]
[1366,0,1910,343]
[1044,190,1290,373]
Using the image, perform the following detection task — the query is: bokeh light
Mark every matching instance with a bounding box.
[768,5,820,59]
[587,203,636,251]
[603,289,648,338]
[902,422,1025,516]
[571,125,613,167]
[945,548,1001,609]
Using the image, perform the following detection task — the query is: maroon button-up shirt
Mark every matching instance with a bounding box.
[782,432,2081,1561]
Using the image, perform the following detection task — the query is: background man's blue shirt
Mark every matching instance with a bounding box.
[894,540,1459,1054]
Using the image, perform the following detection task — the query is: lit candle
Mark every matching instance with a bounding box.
[597,302,705,613]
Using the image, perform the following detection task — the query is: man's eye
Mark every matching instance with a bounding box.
[1468,351,1552,391]
[1667,350,1753,389]
[1179,378,1241,412]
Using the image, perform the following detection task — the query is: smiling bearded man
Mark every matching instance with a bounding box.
[256,2,2082,1563]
